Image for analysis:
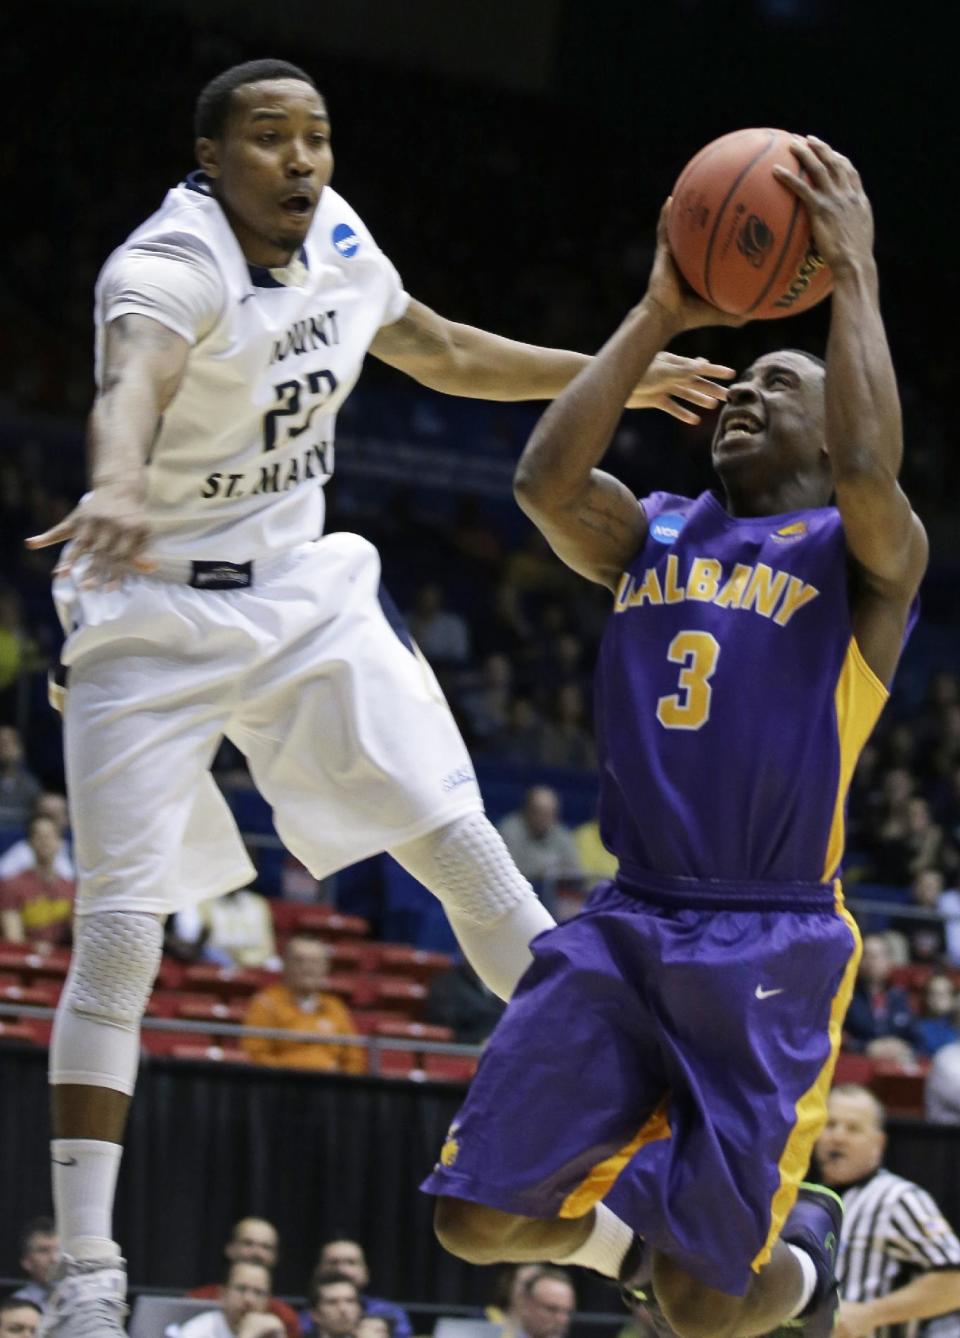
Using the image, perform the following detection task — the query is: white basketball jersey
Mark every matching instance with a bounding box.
[94,175,409,561]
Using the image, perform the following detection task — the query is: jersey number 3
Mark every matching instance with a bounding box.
[656,631,720,731]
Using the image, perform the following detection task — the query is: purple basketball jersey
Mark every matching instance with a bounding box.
[597,489,902,886]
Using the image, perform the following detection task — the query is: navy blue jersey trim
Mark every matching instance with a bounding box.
[377,583,416,656]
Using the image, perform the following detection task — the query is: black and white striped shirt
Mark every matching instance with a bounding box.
[837,1168,960,1338]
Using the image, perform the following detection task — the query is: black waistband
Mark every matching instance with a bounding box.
[616,859,839,911]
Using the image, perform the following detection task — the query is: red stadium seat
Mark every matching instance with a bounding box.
[328,941,381,973]
[833,1052,876,1086]
[373,977,427,1018]
[323,972,360,1003]
[154,958,186,990]
[141,1029,214,1056]
[0,943,38,968]
[146,990,214,1018]
[374,1020,453,1043]
[377,946,453,984]
[269,902,370,941]
[181,964,273,998]
[871,1062,930,1118]
[423,1055,478,1083]
[0,981,61,1009]
[169,1043,252,1065]
[21,948,71,982]
[0,970,23,989]
[376,1049,424,1080]
[0,1019,46,1046]
[175,999,247,1025]
[352,1009,409,1033]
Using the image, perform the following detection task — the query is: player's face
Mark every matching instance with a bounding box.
[816,1092,885,1185]
[711,352,827,496]
[198,79,333,265]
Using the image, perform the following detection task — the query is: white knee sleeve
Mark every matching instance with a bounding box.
[391,812,556,1001]
[50,911,164,1095]
[394,812,533,926]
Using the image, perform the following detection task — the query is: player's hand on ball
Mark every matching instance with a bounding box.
[773,136,874,275]
[626,352,735,424]
[26,478,155,588]
[645,200,751,333]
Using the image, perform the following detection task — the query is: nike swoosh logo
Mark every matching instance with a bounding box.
[755,985,785,1000]
[52,1156,78,1166]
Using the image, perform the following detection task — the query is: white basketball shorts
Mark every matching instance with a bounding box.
[54,532,483,916]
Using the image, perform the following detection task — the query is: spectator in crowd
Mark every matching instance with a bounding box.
[10,1218,58,1311]
[301,1273,363,1338]
[497,787,582,912]
[0,589,40,724]
[875,793,957,886]
[537,685,596,771]
[189,1218,299,1338]
[843,933,916,1061]
[172,886,280,970]
[459,654,514,745]
[0,792,73,881]
[0,815,74,945]
[912,974,960,1057]
[0,726,41,830]
[508,1268,575,1338]
[486,698,549,766]
[485,1265,547,1332]
[301,1242,410,1338]
[0,1299,41,1338]
[179,1261,285,1338]
[406,583,470,666]
[425,957,505,1045]
[926,1037,960,1124]
[571,810,618,883]
[890,868,950,964]
[816,1084,960,1336]
[242,937,365,1074]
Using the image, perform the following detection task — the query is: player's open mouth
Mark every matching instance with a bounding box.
[280,194,313,216]
[721,410,764,439]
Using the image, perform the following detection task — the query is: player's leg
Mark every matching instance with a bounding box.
[390,813,554,999]
[233,534,555,1000]
[46,655,248,1334]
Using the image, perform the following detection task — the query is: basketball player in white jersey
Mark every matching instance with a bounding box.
[26,60,731,1335]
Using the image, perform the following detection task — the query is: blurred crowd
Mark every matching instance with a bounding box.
[2,1217,580,1338]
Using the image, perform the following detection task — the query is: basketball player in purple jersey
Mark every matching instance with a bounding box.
[423,137,927,1338]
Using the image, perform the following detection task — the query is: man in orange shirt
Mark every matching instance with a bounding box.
[0,815,74,944]
[243,935,365,1073]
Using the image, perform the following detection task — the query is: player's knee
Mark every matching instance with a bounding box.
[395,812,533,927]
[65,911,164,1029]
[653,1255,742,1338]
[434,1197,519,1265]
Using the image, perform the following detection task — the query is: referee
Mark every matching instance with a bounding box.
[815,1083,960,1338]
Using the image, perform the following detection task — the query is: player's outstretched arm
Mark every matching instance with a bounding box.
[369,295,732,419]
[775,139,928,607]
[26,315,189,586]
[512,204,741,589]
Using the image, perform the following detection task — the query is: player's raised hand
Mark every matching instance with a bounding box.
[644,199,752,336]
[774,136,874,274]
[625,352,735,424]
[26,478,155,588]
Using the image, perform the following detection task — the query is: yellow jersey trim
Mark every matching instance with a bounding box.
[751,883,862,1272]
[822,637,888,882]
[558,1094,671,1219]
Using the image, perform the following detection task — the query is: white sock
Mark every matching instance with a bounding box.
[447,897,556,1001]
[52,1138,123,1263]
[786,1245,818,1318]
[550,1204,635,1279]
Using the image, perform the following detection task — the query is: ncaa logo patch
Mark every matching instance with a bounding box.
[650,512,686,545]
[332,222,360,258]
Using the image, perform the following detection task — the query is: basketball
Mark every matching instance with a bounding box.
[668,127,833,319]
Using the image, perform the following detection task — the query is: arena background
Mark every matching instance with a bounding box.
[3,0,960,1320]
